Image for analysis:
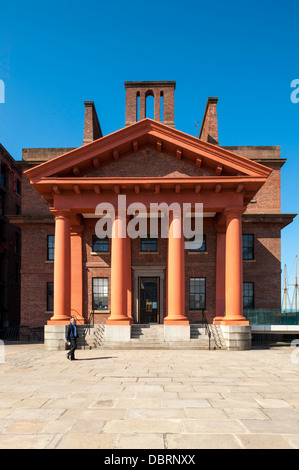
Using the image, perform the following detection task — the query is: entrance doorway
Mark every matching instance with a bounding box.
[139,277,159,324]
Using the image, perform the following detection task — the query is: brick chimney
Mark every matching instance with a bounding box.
[124,81,176,128]
[199,97,219,145]
[83,101,103,145]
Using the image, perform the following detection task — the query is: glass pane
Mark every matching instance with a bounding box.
[93,278,109,309]
[189,278,206,310]
[242,235,254,260]
[47,236,55,261]
[47,282,54,311]
[188,234,206,252]
[93,236,109,252]
[141,238,157,252]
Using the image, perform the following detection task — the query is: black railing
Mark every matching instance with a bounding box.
[83,310,94,350]
[201,310,211,350]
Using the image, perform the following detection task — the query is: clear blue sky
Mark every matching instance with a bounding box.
[0,0,298,307]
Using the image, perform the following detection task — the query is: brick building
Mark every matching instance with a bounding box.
[0,144,22,334]
[11,81,295,346]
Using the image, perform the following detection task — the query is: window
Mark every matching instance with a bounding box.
[16,204,20,215]
[92,278,108,310]
[15,263,20,284]
[0,194,4,216]
[160,91,164,122]
[15,232,21,254]
[188,234,206,252]
[140,238,158,253]
[0,166,5,187]
[16,179,21,196]
[243,282,254,309]
[47,282,54,312]
[47,235,55,261]
[242,234,254,260]
[145,91,154,119]
[92,235,109,253]
[189,278,206,310]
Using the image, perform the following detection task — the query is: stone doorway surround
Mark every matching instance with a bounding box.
[132,265,166,324]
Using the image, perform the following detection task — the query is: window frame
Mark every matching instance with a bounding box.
[189,277,206,311]
[140,237,158,253]
[15,232,21,254]
[92,235,109,253]
[92,277,109,311]
[243,282,254,309]
[47,282,54,312]
[188,234,206,252]
[47,235,55,261]
[242,234,254,260]
[0,165,6,188]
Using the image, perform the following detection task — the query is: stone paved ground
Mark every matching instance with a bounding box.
[0,341,299,449]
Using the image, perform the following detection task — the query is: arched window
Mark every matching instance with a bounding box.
[160,91,164,122]
[136,91,140,121]
[145,90,154,119]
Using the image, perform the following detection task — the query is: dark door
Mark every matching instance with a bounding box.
[139,277,159,324]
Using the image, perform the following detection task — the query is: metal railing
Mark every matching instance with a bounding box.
[244,309,299,325]
[83,310,94,349]
[201,310,211,349]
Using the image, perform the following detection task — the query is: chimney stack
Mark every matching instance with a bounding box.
[124,81,176,128]
[199,97,219,145]
[83,101,103,145]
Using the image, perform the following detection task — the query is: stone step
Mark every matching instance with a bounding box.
[75,323,226,350]
[98,341,217,350]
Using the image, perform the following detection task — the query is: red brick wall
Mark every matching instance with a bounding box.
[245,162,281,214]
[88,147,214,178]
[20,226,54,327]
[243,223,281,309]
[125,81,175,126]
[83,224,111,324]
[21,163,52,216]
[0,150,22,328]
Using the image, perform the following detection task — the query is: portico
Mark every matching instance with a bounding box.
[24,118,271,347]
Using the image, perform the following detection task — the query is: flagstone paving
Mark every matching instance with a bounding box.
[0,342,299,449]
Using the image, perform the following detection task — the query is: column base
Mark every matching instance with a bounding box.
[106,316,133,326]
[47,319,70,325]
[164,316,189,326]
[213,316,225,325]
[44,325,67,350]
[219,325,252,350]
[218,317,249,326]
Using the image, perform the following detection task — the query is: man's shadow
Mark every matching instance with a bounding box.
[76,356,117,361]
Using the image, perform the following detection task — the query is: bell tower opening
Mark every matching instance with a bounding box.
[125,81,176,128]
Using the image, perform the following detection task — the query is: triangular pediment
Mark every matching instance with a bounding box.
[85,146,217,178]
[25,118,272,182]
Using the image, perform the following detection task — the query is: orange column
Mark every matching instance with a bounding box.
[126,234,133,319]
[70,225,85,324]
[213,226,226,324]
[164,212,189,325]
[106,213,132,325]
[49,211,71,324]
[220,209,249,325]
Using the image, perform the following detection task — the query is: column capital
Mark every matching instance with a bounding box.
[223,207,244,225]
[71,225,84,236]
[50,209,71,220]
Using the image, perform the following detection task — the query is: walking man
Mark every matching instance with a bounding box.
[66,317,79,361]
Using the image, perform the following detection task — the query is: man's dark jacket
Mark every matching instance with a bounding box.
[66,323,79,342]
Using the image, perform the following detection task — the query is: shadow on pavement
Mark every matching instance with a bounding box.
[76,357,117,361]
